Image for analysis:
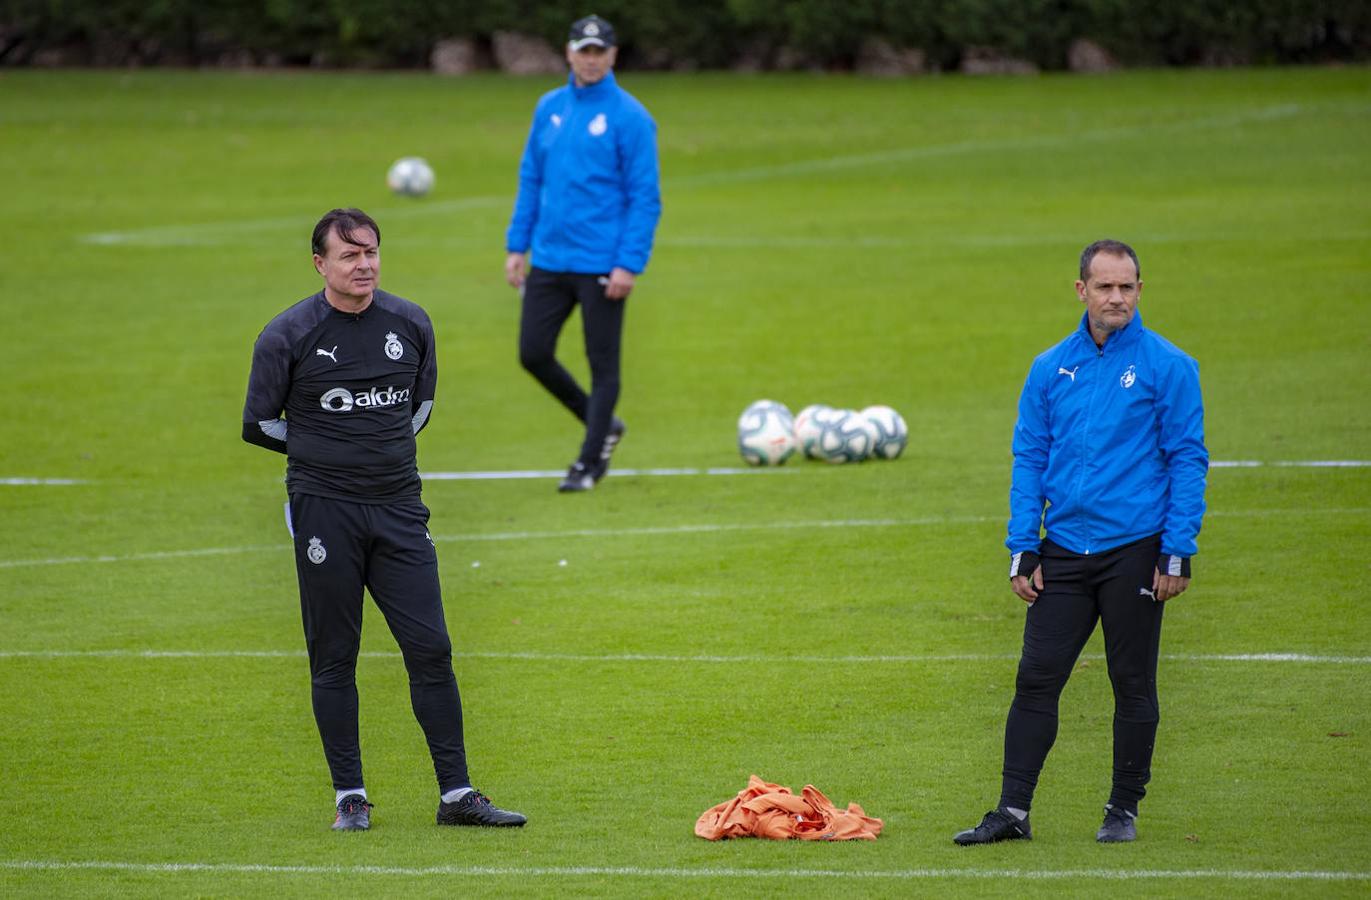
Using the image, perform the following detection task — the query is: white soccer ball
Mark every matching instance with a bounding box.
[794,404,832,460]
[861,405,909,460]
[814,408,874,463]
[737,399,797,466]
[386,157,435,197]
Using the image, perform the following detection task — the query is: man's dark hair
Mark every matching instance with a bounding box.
[1079,239,1140,282]
[312,208,381,257]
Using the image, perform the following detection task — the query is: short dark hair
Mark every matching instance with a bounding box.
[312,208,381,257]
[1079,239,1140,282]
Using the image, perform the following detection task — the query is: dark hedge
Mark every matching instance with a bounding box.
[1,0,1367,68]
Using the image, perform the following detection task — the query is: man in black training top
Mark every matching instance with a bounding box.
[242,207,525,832]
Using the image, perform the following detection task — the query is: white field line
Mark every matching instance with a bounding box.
[2,506,1368,571]
[75,103,1316,248]
[1,650,1367,665]
[0,516,988,570]
[4,460,1368,488]
[1,859,1367,882]
[1208,460,1371,468]
[0,544,285,570]
[80,195,507,247]
[670,104,1309,187]
[658,231,1371,251]
[0,478,88,485]
[420,466,797,480]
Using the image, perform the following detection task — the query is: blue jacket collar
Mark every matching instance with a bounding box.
[569,69,617,99]
[1077,309,1144,352]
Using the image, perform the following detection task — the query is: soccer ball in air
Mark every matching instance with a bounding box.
[861,405,909,460]
[737,400,797,466]
[794,404,833,460]
[386,157,435,197]
[813,409,875,463]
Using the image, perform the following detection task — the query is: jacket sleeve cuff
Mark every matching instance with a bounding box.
[1157,554,1191,578]
[1009,550,1040,579]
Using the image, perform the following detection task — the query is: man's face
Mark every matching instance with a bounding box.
[314,226,379,302]
[566,44,616,86]
[1077,252,1141,339]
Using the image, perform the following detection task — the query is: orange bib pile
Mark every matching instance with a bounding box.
[695,775,883,841]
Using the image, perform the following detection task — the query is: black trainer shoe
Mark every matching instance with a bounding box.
[953,808,1032,845]
[597,418,626,481]
[436,790,527,827]
[332,794,372,831]
[558,461,595,493]
[1096,804,1137,843]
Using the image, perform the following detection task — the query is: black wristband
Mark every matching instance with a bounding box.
[1157,554,1191,578]
[1009,551,1040,579]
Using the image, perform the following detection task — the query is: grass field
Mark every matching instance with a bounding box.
[2,65,1369,897]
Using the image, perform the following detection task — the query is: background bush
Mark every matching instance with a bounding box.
[2,0,1367,68]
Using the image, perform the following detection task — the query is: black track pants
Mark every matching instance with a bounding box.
[999,535,1165,814]
[518,267,625,467]
[289,493,469,793]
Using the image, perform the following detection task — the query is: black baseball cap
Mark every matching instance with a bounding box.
[569,15,616,50]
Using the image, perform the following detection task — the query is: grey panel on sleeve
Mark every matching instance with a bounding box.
[411,400,433,435]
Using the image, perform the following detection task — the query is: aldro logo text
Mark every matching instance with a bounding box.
[319,386,412,413]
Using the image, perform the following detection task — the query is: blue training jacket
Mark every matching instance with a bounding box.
[1007,311,1208,562]
[506,71,661,275]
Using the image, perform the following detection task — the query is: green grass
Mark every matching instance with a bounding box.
[1,66,1369,897]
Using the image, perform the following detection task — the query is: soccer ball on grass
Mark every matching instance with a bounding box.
[737,400,797,466]
[861,405,909,460]
[794,404,832,460]
[813,408,875,463]
[387,157,435,197]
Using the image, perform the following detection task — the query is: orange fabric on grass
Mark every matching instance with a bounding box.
[695,775,884,841]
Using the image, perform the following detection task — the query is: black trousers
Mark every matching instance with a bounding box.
[289,493,469,794]
[519,266,625,466]
[1000,535,1165,814]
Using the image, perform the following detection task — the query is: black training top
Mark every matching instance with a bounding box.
[242,289,436,503]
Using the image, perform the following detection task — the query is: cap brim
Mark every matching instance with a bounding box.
[569,37,609,50]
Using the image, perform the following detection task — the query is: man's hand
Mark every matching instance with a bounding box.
[1011,566,1043,604]
[505,251,527,289]
[605,266,636,300]
[1152,570,1190,602]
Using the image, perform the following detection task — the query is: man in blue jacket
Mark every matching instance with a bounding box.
[954,240,1208,846]
[504,14,662,492]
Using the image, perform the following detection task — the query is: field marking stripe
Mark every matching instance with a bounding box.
[0,478,88,485]
[4,460,1368,487]
[2,650,1367,664]
[72,102,1332,248]
[0,544,286,569]
[2,460,1366,491]
[0,517,986,569]
[1209,460,1371,468]
[669,104,1310,187]
[420,466,797,480]
[3,507,1369,571]
[80,195,508,246]
[657,232,1371,250]
[2,860,1366,881]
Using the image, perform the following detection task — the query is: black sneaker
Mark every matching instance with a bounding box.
[953,808,1032,845]
[1096,804,1137,843]
[597,418,626,480]
[436,790,527,827]
[332,794,372,831]
[558,461,595,493]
